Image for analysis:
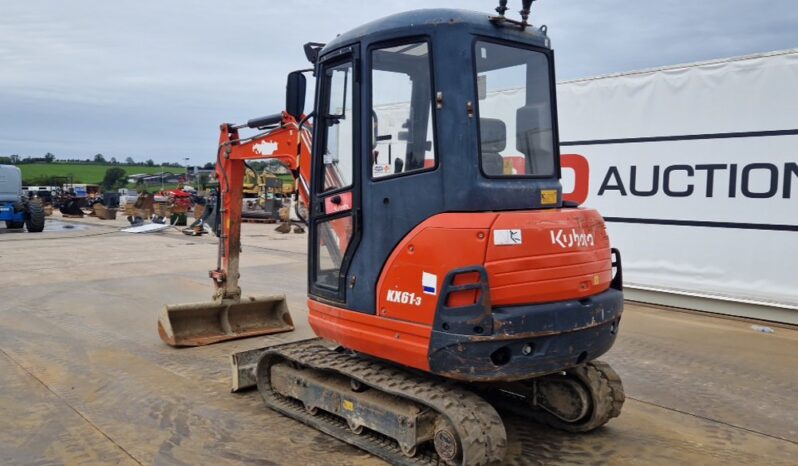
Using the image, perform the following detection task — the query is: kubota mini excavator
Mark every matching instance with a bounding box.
[159,2,625,465]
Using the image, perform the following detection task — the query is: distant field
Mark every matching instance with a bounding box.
[18,162,293,191]
[18,163,180,184]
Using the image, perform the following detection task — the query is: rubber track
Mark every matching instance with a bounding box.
[487,360,625,433]
[591,360,625,420]
[256,340,507,466]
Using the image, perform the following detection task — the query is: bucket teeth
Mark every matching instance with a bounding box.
[158,295,294,347]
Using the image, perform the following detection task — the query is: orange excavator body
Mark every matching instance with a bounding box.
[163,7,627,463]
[309,209,619,380]
[161,6,623,386]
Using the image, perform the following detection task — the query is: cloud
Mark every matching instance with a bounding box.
[1,0,796,163]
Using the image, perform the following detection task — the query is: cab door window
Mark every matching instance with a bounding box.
[370,41,436,179]
[322,61,354,191]
[313,56,357,294]
[315,215,353,290]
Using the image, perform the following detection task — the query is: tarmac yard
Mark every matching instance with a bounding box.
[1,215,796,466]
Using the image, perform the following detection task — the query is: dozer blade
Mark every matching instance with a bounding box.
[158,294,294,347]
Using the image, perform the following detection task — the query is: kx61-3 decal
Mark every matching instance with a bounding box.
[385,290,422,306]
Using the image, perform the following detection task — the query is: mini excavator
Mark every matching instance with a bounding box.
[159,3,626,464]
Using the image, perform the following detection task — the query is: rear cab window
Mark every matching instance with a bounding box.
[474,40,556,178]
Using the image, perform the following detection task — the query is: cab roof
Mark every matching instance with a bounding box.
[322,8,550,56]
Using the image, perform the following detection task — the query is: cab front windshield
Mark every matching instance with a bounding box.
[474,40,556,177]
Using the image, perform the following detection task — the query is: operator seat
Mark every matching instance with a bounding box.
[516,105,554,175]
[480,118,506,176]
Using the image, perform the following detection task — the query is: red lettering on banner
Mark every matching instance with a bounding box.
[561,154,590,205]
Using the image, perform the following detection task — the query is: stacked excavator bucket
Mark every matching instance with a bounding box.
[158,294,293,347]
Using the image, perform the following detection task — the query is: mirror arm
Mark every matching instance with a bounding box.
[298,111,315,130]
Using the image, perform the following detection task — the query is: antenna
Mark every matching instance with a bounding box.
[520,0,535,24]
[495,0,509,16]
[491,0,538,30]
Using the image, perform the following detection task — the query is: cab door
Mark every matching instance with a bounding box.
[309,46,361,303]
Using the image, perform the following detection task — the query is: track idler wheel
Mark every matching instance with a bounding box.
[433,419,461,465]
[536,377,591,423]
[529,360,625,432]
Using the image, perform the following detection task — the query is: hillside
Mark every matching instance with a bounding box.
[17,163,181,184]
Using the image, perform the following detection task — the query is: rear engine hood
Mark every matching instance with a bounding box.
[486,208,612,306]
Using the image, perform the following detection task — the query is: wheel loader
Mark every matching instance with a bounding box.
[158,2,626,464]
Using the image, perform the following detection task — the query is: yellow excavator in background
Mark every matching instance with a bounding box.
[242,168,293,220]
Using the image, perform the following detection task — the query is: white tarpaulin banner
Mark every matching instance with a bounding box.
[366,49,797,312]
[555,49,798,309]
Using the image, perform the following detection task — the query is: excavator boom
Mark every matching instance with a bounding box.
[158,93,311,346]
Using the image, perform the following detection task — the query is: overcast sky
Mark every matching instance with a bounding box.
[1,0,796,164]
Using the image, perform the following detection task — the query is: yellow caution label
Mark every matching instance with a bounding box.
[503,159,514,175]
[541,189,557,205]
[342,400,354,411]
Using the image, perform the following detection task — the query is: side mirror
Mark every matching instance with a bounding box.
[286,71,307,119]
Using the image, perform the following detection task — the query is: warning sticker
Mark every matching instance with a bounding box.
[422,272,437,295]
[493,229,523,246]
[372,163,392,177]
[541,189,558,205]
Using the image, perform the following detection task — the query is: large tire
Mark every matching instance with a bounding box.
[25,200,45,232]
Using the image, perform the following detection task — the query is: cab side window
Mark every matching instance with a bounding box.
[370,42,436,179]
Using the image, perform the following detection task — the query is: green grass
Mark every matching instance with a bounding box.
[18,163,180,184]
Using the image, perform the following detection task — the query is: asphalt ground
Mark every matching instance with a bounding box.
[1,213,796,465]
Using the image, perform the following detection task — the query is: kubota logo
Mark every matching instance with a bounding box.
[550,228,594,249]
[253,141,278,156]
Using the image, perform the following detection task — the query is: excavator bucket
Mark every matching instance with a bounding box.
[157,294,294,347]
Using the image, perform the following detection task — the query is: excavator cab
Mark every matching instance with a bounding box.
[307,10,562,301]
[241,8,624,464]
[303,8,622,381]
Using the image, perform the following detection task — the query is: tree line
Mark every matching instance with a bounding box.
[0,153,201,168]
